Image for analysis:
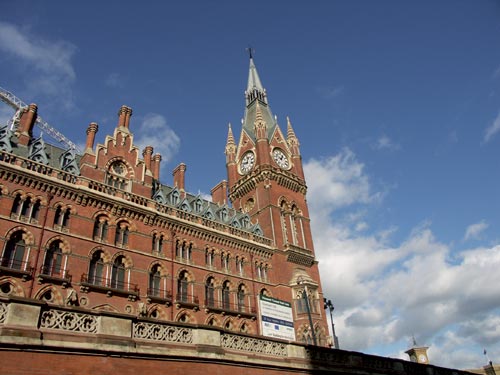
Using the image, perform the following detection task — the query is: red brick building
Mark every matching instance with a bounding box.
[0,56,328,344]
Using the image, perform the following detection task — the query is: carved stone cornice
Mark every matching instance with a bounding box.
[229,165,307,201]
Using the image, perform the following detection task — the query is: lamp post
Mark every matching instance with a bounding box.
[297,276,317,346]
[324,298,339,349]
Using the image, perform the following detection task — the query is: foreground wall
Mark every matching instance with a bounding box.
[0,297,474,375]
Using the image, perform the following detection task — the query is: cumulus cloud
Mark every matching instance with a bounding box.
[0,22,77,109]
[464,220,489,241]
[483,110,500,143]
[304,149,500,369]
[134,113,180,167]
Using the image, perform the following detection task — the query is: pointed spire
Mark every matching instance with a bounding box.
[286,116,300,151]
[254,101,267,140]
[286,116,297,139]
[245,56,267,106]
[225,123,237,156]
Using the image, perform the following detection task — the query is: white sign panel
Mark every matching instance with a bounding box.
[259,295,295,341]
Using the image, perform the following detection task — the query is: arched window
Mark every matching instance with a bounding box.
[222,281,230,310]
[236,256,244,276]
[111,256,126,290]
[20,197,31,217]
[237,284,246,312]
[54,207,70,230]
[149,264,162,297]
[2,231,27,270]
[11,194,22,216]
[205,277,216,307]
[221,253,229,271]
[205,248,214,267]
[88,251,105,286]
[42,241,63,277]
[93,216,109,242]
[114,221,129,247]
[177,271,189,303]
[152,233,164,254]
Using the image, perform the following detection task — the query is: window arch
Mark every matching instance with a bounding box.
[93,215,109,242]
[149,264,162,297]
[222,280,231,310]
[11,194,41,223]
[205,276,216,307]
[114,221,130,247]
[237,284,246,312]
[53,205,71,230]
[88,250,106,286]
[106,160,128,190]
[205,247,215,267]
[111,256,126,290]
[1,231,27,270]
[177,270,189,303]
[42,240,64,277]
[152,232,165,254]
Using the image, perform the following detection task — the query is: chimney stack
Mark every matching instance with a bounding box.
[152,153,162,180]
[85,122,99,151]
[172,163,187,193]
[17,103,38,146]
[211,180,228,205]
[143,146,153,172]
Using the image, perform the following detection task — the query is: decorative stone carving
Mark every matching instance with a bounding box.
[221,333,287,357]
[133,321,193,343]
[40,309,97,333]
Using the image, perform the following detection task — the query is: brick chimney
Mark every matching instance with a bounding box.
[172,163,186,197]
[85,122,99,152]
[151,153,162,180]
[211,180,228,205]
[17,103,38,146]
[142,146,153,173]
[117,105,132,129]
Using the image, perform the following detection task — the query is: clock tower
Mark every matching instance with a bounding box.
[226,56,312,252]
[225,55,328,344]
[406,338,430,364]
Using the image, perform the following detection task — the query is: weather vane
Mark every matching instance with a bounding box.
[246,46,254,59]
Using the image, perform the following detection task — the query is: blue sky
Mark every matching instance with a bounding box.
[1,0,500,369]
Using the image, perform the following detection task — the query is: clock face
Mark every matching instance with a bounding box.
[240,151,255,174]
[272,148,289,169]
[418,354,427,363]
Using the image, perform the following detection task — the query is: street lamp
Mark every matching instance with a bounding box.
[297,276,317,346]
[324,298,339,349]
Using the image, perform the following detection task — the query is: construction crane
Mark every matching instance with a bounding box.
[0,86,80,152]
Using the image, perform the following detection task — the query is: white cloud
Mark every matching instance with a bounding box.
[483,110,500,143]
[305,149,500,369]
[105,72,124,88]
[373,135,400,151]
[0,22,77,109]
[464,220,489,241]
[134,113,180,167]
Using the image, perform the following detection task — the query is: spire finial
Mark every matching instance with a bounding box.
[246,46,254,59]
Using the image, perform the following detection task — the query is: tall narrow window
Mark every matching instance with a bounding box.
[42,241,63,277]
[115,222,129,247]
[149,264,162,297]
[2,231,26,270]
[205,277,215,307]
[20,197,31,218]
[177,271,189,302]
[88,251,105,286]
[111,256,126,290]
[237,284,245,312]
[222,281,230,310]
[11,194,22,217]
[93,216,109,242]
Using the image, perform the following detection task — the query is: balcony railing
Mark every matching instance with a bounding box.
[38,265,72,287]
[0,257,33,280]
[174,293,199,307]
[80,273,139,300]
[147,288,172,304]
[204,298,257,316]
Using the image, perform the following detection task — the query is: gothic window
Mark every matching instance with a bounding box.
[114,221,130,247]
[110,256,126,290]
[237,284,246,312]
[280,200,288,244]
[152,233,164,254]
[11,194,22,217]
[290,204,299,245]
[42,240,64,277]
[205,248,214,267]
[88,250,105,286]
[205,277,215,307]
[53,206,70,230]
[221,253,229,272]
[194,198,203,213]
[20,197,31,217]
[93,216,109,242]
[149,264,162,297]
[177,271,189,303]
[175,240,191,262]
[1,231,27,270]
[222,280,230,310]
[236,256,244,276]
[220,208,228,222]
[106,161,128,190]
